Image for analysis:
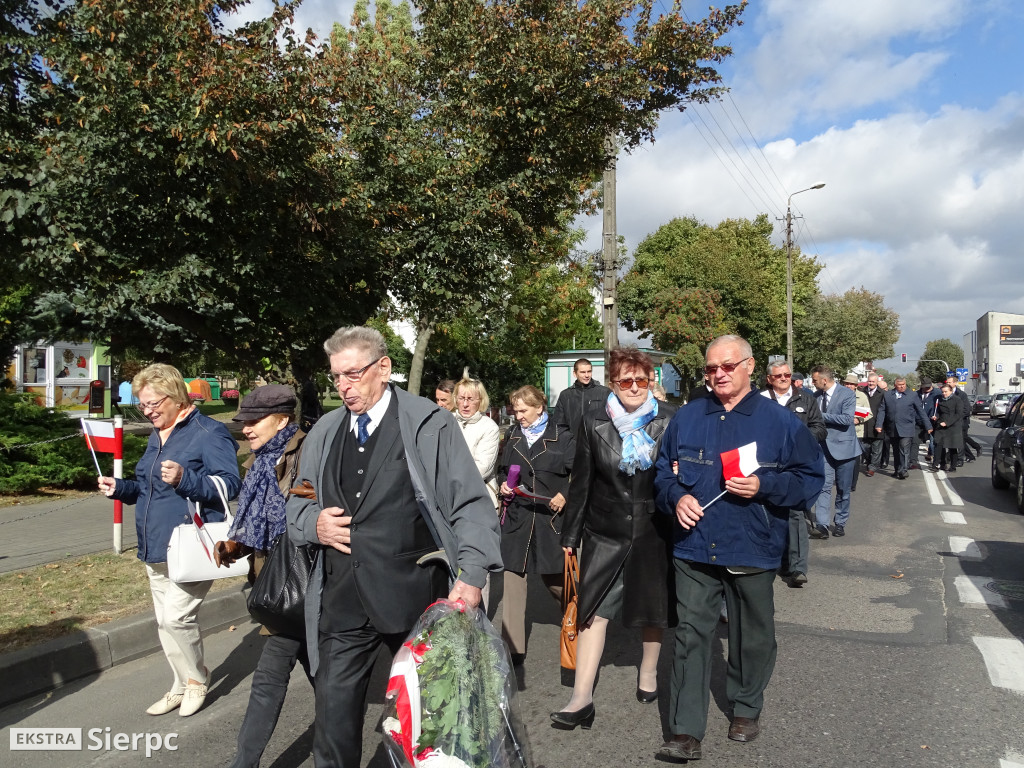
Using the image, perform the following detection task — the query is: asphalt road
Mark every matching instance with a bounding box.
[3,419,1024,768]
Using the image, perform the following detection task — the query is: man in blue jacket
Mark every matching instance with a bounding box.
[654,335,824,762]
[809,365,860,539]
[880,378,932,478]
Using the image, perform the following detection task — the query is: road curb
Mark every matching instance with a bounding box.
[0,584,252,709]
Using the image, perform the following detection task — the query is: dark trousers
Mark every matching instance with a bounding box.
[963,426,980,460]
[936,447,959,469]
[230,634,313,768]
[314,625,406,768]
[782,508,810,576]
[863,437,883,471]
[894,436,914,475]
[668,560,777,740]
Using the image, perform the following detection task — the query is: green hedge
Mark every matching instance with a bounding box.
[0,393,147,494]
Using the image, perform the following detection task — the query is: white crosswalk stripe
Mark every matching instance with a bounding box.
[922,468,944,505]
[949,536,983,560]
[937,473,964,505]
[973,637,1024,692]
[955,576,1007,609]
[940,510,967,525]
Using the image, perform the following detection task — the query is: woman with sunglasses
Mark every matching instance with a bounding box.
[551,348,677,729]
[98,364,241,718]
[497,384,575,666]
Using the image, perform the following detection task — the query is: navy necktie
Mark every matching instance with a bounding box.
[822,392,829,412]
[357,413,371,444]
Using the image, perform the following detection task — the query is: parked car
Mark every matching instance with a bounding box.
[972,394,992,415]
[990,391,1019,418]
[988,395,1024,513]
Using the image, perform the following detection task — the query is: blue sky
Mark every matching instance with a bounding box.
[233,0,1024,375]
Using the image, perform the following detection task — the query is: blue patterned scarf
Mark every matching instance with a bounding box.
[606,391,658,476]
[522,411,549,447]
[228,425,298,551]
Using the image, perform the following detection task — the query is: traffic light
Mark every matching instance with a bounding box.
[901,353,907,363]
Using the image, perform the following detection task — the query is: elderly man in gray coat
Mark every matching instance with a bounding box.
[287,325,502,768]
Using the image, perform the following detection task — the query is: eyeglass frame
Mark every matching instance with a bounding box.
[703,357,751,376]
[329,356,384,384]
[456,395,481,403]
[612,377,651,390]
[139,395,170,412]
[770,372,792,380]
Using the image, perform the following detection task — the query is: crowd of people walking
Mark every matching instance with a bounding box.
[99,326,981,766]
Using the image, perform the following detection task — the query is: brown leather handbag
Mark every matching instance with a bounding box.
[560,550,580,670]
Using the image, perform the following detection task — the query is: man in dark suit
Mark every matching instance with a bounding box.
[944,375,976,465]
[761,360,825,586]
[879,377,932,479]
[861,372,886,476]
[687,372,713,403]
[809,365,859,538]
[554,357,610,435]
[287,326,502,768]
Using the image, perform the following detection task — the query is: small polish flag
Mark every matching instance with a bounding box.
[81,418,117,453]
[855,404,872,420]
[721,441,760,480]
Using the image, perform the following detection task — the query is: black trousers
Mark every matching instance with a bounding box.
[229,633,312,768]
[313,624,406,768]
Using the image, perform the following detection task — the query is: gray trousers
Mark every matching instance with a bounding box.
[784,508,810,576]
[668,560,777,740]
[863,436,884,471]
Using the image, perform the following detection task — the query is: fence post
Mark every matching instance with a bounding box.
[113,416,123,554]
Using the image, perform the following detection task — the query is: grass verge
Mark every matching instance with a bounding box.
[0,550,246,655]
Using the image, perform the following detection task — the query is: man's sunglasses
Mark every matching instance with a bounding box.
[704,357,751,376]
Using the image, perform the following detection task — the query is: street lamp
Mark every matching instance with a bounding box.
[786,183,826,367]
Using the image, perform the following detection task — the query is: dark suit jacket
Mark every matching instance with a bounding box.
[561,402,677,627]
[883,390,930,438]
[863,386,886,436]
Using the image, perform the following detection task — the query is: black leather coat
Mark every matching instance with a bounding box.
[561,402,677,628]
[497,419,575,574]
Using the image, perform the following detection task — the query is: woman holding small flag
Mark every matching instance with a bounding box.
[653,335,823,762]
[497,384,574,665]
[552,347,678,730]
[98,363,240,718]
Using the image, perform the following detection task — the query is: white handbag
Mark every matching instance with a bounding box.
[166,475,249,583]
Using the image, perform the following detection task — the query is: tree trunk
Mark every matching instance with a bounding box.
[406,316,433,396]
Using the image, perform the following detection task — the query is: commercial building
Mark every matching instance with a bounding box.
[973,311,1024,396]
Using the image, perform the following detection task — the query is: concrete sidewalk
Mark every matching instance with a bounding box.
[0,492,252,708]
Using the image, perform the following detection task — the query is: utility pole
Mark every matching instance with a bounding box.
[602,134,619,375]
[781,183,825,367]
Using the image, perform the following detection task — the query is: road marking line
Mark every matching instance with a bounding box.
[941,510,967,525]
[956,576,1007,609]
[1000,760,1024,768]
[922,469,944,505]
[973,637,1024,691]
[949,536,982,560]
[938,474,964,506]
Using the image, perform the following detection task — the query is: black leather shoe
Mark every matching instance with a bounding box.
[729,716,760,742]
[832,524,845,537]
[809,524,829,539]
[550,703,595,729]
[788,571,807,587]
[658,734,702,761]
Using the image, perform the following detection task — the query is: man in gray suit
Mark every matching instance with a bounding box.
[809,366,859,538]
[288,326,503,767]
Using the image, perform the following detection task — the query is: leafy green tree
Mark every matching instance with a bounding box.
[642,287,729,381]
[3,0,383,377]
[794,288,900,375]
[423,250,602,402]
[917,339,964,383]
[619,215,820,369]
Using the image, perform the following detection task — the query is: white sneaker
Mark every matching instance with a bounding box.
[146,692,183,716]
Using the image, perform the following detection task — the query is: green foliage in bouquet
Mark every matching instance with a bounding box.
[415,609,507,767]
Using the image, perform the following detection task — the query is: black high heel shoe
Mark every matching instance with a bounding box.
[636,686,658,703]
[550,703,595,729]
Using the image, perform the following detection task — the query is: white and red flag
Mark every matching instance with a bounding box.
[81,418,117,453]
[855,404,872,420]
[721,441,760,481]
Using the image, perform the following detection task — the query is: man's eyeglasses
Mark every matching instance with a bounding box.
[140,395,170,412]
[704,357,751,376]
[771,372,792,380]
[329,357,383,384]
[613,377,650,390]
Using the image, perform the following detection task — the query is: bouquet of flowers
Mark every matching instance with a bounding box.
[383,600,531,768]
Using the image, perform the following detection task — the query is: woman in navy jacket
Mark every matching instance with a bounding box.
[99,364,240,718]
